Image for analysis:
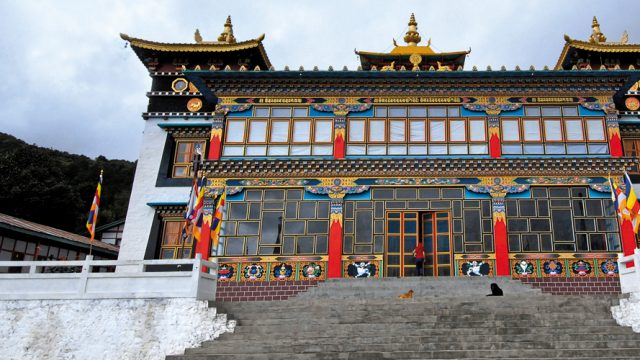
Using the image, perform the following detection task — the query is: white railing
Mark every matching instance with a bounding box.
[618,249,640,294]
[0,254,217,301]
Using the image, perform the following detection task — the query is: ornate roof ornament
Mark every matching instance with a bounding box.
[403,13,422,46]
[217,15,237,43]
[589,16,607,44]
[194,29,203,43]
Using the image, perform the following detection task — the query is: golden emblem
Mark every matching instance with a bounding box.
[187,98,203,112]
[409,53,422,66]
[625,97,640,111]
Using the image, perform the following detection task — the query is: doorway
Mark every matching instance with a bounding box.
[385,211,452,277]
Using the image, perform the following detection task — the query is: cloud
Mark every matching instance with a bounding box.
[0,0,638,160]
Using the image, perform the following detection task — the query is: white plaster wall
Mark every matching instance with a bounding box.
[612,292,640,332]
[119,118,191,265]
[0,298,235,360]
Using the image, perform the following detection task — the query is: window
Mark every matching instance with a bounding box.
[522,120,541,141]
[389,120,405,142]
[564,119,584,141]
[348,120,366,142]
[429,120,446,142]
[501,120,520,141]
[543,120,562,141]
[586,119,606,141]
[369,120,386,142]
[172,140,206,178]
[159,219,192,259]
[220,108,334,157]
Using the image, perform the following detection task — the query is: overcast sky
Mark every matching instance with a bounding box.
[1,0,638,161]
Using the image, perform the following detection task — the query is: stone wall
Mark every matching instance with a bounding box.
[216,280,320,301]
[519,276,621,295]
[0,298,234,360]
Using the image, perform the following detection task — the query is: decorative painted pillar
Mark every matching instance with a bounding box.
[491,196,509,276]
[328,198,344,278]
[462,97,522,159]
[466,177,529,277]
[333,116,346,159]
[487,116,501,158]
[305,178,370,278]
[207,104,253,160]
[580,101,622,157]
[311,99,372,160]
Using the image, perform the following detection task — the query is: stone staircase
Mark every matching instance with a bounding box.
[167,277,640,359]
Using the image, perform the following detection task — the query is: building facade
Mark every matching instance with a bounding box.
[119,15,640,282]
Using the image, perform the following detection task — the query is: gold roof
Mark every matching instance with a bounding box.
[356,13,469,57]
[120,33,265,53]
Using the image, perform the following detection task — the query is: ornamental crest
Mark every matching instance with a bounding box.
[543,260,563,276]
[374,178,460,186]
[571,260,593,277]
[273,263,294,280]
[347,262,377,278]
[242,263,265,280]
[514,260,535,276]
[305,179,369,199]
[461,260,491,277]
[600,259,619,276]
[218,264,235,280]
[301,262,323,279]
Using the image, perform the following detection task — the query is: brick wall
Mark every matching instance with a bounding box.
[519,277,621,295]
[216,280,321,302]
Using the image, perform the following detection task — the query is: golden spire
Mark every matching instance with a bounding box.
[217,15,236,43]
[589,16,607,43]
[403,13,422,46]
[194,29,203,43]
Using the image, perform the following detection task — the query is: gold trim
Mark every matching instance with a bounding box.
[171,78,189,92]
[120,33,266,53]
[555,39,640,69]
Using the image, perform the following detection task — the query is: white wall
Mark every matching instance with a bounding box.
[0,298,234,360]
[119,118,191,265]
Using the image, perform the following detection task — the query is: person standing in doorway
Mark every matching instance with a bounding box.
[413,240,425,276]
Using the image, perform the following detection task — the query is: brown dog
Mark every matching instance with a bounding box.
[398,289,414,299]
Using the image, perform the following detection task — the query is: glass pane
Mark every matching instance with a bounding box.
[551,209,574,241]
[297,236,315,254]
[408,107,426,117]
[501,120,520,141]
[349,120,365,142]
[390,120,405,141]
[502,144,522,154]
[388,145,407,155]
[368,145,386,155]
[567,143,587,154]
[523,120,541,141]
[409,120,426,142]
[222,146,244,156]
[545,144,565,154]
[563,106,578,116]
[588,143,609,154]
[544,120,562,141]
[226,120,245,142]
[290,145,311,155]
[408,145,427,155]
[261,212,284,244]
[293,120,311,142]
[346,145,366,155]
[375,107,387,117]
[469,144,488,154]
[312,145,333,155]
[586,120,605,141]
[387,236,401,252]
[449,120,466,141]
[267,146,289,156]
[248,120,267,142]
[565,120,584,141]
[542,107,561,116]
[356,211,373,244]
[448,107,460,117]
[469,120,486,141]
[245,146,267,156]
[314,120,333,142]
[523,144,544,154]
[449,145,467,154]
[271,107,292,117]
[429,145,447,154]
[429,121,445,141]
[254,107,269,117]
[428,107,447,117]
[389,107,407,117]
[464,210,481,242]
[369,120,386,141]
[293,107,308,117]
[270,121,289,142]
[525,106,541,116]
[225,237,244,255]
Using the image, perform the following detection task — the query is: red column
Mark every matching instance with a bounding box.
[333,116,346,160]
[207,117,224,160]
[607,115,623,157]
[488,116,501,158]
[492,197,510,276]
[328,199,344,278]
[621,218,636,267]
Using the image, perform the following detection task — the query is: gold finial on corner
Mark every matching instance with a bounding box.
[589,16,607,44]
[218,15,237,43]
[403,13,422,46]
[194,29,203,43]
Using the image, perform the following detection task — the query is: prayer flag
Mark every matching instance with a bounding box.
[86,170,103,241]
[211,190,227,250]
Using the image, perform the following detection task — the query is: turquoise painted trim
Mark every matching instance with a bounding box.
[303,192,330,200]
[307,108,335,117]
[579,107,605,117]
[227,108,253,117]
[146,202,187,207]
[348,107,373,117]
[619,120,640,124]
[506,189,531,199]
[157,123,210,128]
[460,108,487,117]
[589,188,611,198]
[464,189,491,199]
[226,191,245,201]
[344,191,371,200]
[502,108,524,116]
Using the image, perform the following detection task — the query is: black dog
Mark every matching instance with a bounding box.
[486,283,503,296]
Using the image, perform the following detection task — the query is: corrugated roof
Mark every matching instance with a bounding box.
[0,213,119,253]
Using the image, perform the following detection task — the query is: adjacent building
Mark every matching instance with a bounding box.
[119,15,640,281]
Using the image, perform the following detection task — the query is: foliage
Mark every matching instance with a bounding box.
[0,132,136,235]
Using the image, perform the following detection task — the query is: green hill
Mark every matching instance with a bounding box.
[0,132,135,235]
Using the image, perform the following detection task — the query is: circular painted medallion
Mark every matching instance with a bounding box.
[171,78,189,92]
[625,97,640,111]
[187,98,203,112]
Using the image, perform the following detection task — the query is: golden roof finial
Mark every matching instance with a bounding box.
[403,13,422,46]
[218,15,236,43]
[589,16,607,43]
[194,29,203,43]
